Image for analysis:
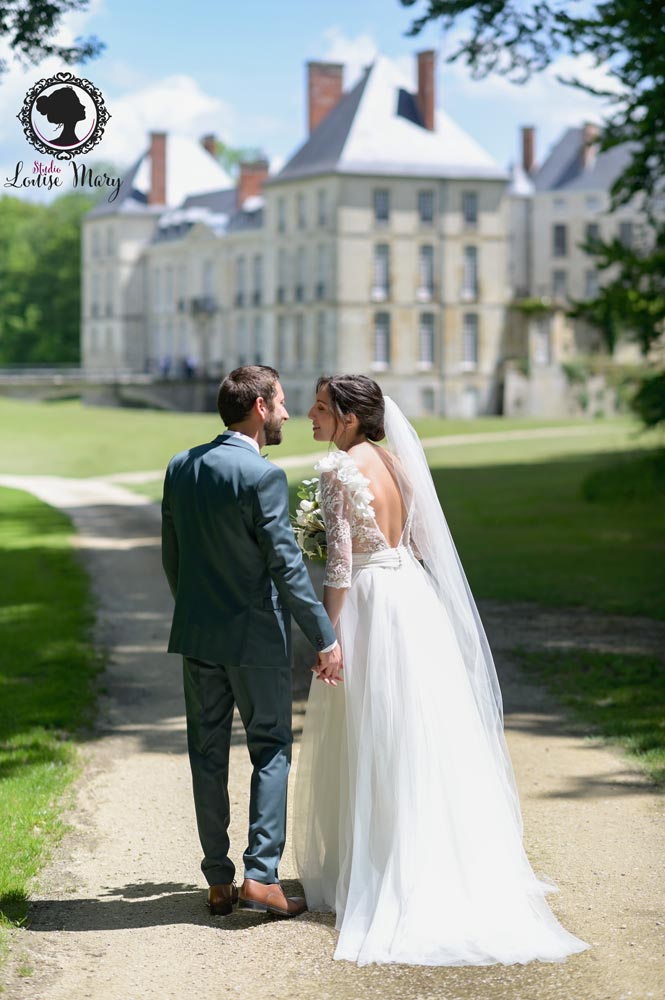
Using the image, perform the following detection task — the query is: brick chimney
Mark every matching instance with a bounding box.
[416,50,436,131]
[237,159,270,208]
[148,131,167,205]
[201,133,217,157]
[582,122,600,170]
[307,61,344,134]
[521,125,536,174]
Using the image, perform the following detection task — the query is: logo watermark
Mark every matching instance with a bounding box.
[8,72,121,202]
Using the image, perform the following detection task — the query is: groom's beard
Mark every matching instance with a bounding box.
[263,409,283,446]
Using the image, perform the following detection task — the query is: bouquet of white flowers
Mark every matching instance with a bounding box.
[291,477,327,561]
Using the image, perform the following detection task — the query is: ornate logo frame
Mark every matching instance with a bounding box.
[17,71,111,161]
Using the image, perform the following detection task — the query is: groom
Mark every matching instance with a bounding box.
[161,365,341,918]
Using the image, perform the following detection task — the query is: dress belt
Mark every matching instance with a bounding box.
[351,545,409,570]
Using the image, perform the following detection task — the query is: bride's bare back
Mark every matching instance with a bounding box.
[347,441,407,548]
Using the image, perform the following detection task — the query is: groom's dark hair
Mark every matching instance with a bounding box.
[217,365,280,426]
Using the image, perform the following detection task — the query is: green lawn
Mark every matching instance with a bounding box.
[286,429,665,620]
[428,447,665,620]
[0,487,99,944]
[0,396,624,476]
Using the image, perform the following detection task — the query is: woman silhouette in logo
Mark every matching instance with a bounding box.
[35,86,87,148]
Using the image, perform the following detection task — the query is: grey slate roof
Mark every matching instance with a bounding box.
[273,70,371,183]
[272,56,505,184]
[181,189,237,213]
[534,127,632,193]
[87,153,151,217]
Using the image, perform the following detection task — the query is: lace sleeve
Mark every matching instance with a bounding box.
[318,462,353,589]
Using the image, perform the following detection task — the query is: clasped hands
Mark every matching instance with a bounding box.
[312,644,344,686]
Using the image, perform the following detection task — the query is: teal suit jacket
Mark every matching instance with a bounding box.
[161,432,336,668]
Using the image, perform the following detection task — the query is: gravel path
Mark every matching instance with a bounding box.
[1,474,663,1000]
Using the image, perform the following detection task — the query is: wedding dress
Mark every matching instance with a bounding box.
[293,398,589,967]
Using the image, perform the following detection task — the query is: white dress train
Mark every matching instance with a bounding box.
[294,449,589,967]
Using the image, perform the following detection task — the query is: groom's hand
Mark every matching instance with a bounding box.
[314,643,344,686]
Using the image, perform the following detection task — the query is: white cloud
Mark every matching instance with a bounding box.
[101,75,235,167]
[439,47,621,165]
[319,27,378,89]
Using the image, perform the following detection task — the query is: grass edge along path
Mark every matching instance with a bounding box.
[0,487,100,969]
[517,647,665,785]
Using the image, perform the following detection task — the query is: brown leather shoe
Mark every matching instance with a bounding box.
[207,882,239,916]
[238,878,307,918]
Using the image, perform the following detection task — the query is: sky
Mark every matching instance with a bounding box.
[0,0,620,199]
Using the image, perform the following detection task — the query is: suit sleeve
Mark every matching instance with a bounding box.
[253,464,337,653]
[161,464,179,599]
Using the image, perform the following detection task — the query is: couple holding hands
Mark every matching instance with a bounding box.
[161,365,588,967]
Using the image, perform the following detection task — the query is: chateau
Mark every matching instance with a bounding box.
[81,52,643,417]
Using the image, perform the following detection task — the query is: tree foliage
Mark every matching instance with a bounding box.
[0,1,104,78]
[401,1,665,422]
[0,192,94,364]
[212,139,267,179]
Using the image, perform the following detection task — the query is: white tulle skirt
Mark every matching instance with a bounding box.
[293,546,589,966]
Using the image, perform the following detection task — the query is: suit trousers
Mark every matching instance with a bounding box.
[183,657,293,886]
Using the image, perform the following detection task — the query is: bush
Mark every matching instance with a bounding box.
[631,370,665,429]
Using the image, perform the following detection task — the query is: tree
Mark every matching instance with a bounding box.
[401,1,665,421]
[0,192,94,364]
[0,0,104,78]
[212,139,267,179]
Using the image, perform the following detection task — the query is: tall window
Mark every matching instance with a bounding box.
[276,315,288,367]
[533,320,551,365]
[92,228,100,257]
[462,191,478,226]
[252,254,262,305]
[372,244,390,300]
[418,189,434,224]
[236,316,247,365]
[317,189,327,226]
[419,313,435,368]
[294,314,305,370]
[316,311,326,369]
[421,388,435,414]
[177,265,187,311]
[153,267,162,311]
[253,315,263,364]
[373,189,390,224]
[316,244,328,300]
[106,226,114,255]
[105,271,114,317]
[295,246,306,302]
[277,248,288,303]
[373,312,391,368]
[585,269,599,299]
[585,222,600,245]
[462,246,478,299]
[235,256,245,306]
[462,313,478,369]
[92,271,101,317]
[418,244,434,299]
[552,223,568,257]
[619,221,634,247]
[552,269,567,298]
[164,266,173,314]
[297,193,306,229]
[277,196,286,233]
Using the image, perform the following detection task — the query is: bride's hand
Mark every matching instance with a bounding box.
[311,664,343,686]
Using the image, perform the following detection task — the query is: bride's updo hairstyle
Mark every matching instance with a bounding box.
[317,374,385,442]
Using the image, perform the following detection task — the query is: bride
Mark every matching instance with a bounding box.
[293,374,589,967]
